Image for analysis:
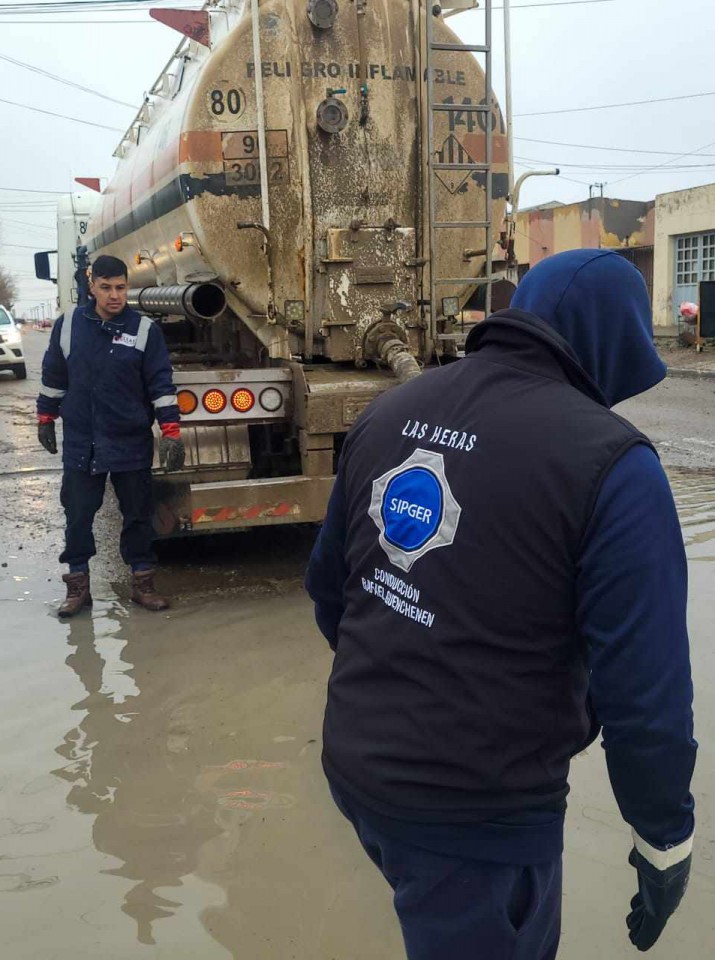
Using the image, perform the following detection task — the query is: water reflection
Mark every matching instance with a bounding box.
[49,596,332,957]
[52,608,224,945]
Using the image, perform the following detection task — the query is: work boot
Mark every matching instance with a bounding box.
[131,570,170,612]
[58,572,92,618]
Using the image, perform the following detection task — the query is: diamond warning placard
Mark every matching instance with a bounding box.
[435,135,475,195]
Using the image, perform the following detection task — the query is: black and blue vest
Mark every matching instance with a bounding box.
[323,309,654,823]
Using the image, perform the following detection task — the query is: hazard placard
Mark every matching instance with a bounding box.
[435,135,476,195]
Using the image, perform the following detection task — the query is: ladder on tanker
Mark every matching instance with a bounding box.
[423,0,495,348]
[249,0,271,232]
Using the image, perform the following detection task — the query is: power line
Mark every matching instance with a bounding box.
[0,186,67,194]
[494,0,616,7]
[513,160,590,187]
[0,217,55,232]
[0,96,124,131]
[546,174,591,187]
[0,1,192,11]
[0,17,153,22]
[609,138,715,187]
[0,52,136,109]
[0,0,614,18]
[0,0,615,11]
[0,1,141,7]
[515,154,715,171]
[516,134,715,191]
[0,212,57,217]
[0,216,54,225]
[0,204,59,209]
[0,0,195,13]
[515,135,715,158]
[516,90,715,118]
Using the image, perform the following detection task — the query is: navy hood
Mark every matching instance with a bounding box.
[509,249,666,406]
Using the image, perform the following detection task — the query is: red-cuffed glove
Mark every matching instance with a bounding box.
[160,422,181,440]
[37,415,58,454]
[158,423,185,472]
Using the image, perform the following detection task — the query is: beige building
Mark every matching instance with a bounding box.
[652,183,715,328]
[515,197,655,300]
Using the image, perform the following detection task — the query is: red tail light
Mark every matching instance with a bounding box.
[231,388,255,413]
[202,389,227,414]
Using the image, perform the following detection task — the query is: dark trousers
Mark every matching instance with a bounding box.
[332,789,562,960]
[60,468,157,571]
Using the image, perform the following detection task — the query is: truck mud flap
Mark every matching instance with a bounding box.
[153,476,335,536]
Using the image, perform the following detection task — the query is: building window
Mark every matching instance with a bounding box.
[676,232,715,285]
[703,233,715,282]
[676,235,699,285]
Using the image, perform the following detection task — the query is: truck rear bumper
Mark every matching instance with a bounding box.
[153,474,335,536]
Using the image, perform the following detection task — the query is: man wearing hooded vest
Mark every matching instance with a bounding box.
[306,250,696,959]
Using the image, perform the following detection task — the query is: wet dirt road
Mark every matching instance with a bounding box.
[1,330,714,959]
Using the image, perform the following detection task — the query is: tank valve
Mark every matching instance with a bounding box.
[317,97,349,134]
[307,0,338,29]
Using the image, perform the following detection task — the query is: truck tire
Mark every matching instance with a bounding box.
[14,364,27,380]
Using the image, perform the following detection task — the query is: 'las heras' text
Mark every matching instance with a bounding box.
[401,420,477,452]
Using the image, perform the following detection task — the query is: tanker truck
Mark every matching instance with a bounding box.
[37,0,508,537]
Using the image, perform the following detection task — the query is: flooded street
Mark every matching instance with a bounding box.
[1,330,714,958]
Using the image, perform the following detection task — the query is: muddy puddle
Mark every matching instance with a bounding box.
[0,587,403,960]
[1,338,713,957]
[669,468,715,555]
[2,518,713,960]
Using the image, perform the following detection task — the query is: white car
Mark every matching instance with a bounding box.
[0,305,26,380]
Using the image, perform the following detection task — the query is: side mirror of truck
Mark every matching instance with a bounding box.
[34,251,58,284]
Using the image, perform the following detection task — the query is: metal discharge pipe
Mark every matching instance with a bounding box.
[378,337,422,383]
[128,283,227,320]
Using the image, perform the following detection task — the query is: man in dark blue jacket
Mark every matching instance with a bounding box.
[306,250,696,959]
[37,255,185,616]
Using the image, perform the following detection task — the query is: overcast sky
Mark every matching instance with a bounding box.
[1,0,713,314]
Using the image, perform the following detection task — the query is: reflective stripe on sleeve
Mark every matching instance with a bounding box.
[632,829,694,870]
[39,385,67,399]
[153,394,177,409]
[135,316,153,354]
[59,314,72,358]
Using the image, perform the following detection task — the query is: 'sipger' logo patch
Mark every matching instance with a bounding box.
[112,333,137,348]
[369,449,461,573]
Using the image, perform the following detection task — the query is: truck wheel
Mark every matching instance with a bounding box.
[14,364,27,380]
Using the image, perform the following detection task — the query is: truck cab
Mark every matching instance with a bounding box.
[35,191,102,319]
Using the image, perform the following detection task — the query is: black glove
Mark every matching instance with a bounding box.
[159,435,186,472]
[38,420,58,455]
[627,847,691,951]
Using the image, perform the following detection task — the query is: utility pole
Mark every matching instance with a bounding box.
[588,183,605,221]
